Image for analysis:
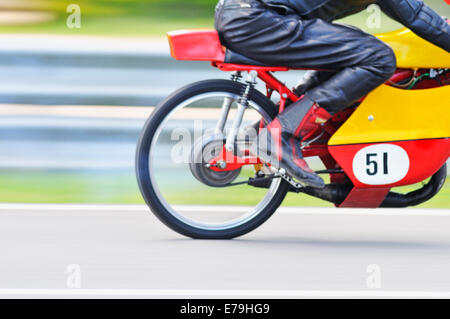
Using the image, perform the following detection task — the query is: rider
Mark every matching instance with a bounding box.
[215,0,450,188]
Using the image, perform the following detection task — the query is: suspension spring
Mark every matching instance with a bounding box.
[238,71,257,107]
[224,71,258,152]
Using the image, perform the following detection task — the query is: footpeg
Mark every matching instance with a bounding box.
[278,168,304,190]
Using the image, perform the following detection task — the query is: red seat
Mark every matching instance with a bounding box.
[167,29,225,62]
[167,29,291,72]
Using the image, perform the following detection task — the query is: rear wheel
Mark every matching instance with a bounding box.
[136,79,290,239]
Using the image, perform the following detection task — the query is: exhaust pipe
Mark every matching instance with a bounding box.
[292,164,447,208]
[295,183,352,205]
[381,164,447,208]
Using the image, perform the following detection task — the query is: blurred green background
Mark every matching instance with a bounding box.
[0,0,448,36]
[0,171,448,208]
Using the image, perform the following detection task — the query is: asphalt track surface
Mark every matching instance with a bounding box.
[0,204,450,298]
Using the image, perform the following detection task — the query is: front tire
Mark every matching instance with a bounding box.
[136,79,290,239]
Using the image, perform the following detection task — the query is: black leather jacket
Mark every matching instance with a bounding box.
[262,0,450,52]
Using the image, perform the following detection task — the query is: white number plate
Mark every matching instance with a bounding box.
[352,144,410,185]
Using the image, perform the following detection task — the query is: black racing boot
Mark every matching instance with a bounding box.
[250,96,331,188]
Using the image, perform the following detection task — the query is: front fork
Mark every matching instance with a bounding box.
[209,71,261,172]
[220,71,258,151]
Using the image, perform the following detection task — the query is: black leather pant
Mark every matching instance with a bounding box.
[215,0,397,112]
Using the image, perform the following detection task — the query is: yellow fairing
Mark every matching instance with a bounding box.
[376,28,450,69]
[329,84,450,146]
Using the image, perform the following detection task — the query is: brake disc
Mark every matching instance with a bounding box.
[189,135,242,187]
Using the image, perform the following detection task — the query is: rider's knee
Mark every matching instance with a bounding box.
[372,41,397,80]
[380,44,397,79]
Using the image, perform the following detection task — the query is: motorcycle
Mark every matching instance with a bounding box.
[135,26,450,239]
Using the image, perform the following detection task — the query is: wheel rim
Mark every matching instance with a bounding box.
[148,92,282,231]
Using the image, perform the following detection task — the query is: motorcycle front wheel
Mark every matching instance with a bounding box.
[136,79,290,239]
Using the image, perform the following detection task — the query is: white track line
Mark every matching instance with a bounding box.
[0,289,450,298]
[0,203,448,216]
[0,203,147,212]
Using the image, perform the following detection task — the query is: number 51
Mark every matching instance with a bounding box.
[366,153,388,176]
